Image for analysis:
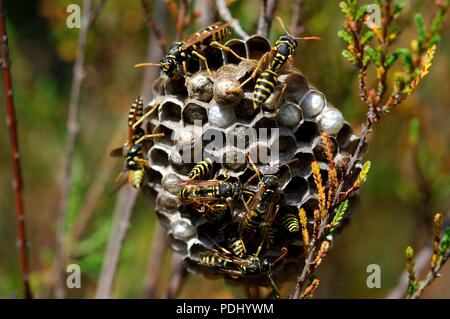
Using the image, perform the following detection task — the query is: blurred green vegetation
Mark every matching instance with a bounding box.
[0,0,449,298]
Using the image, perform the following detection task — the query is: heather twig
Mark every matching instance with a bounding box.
[291,132,371,299]
[290,0,305,36]
[0,1,32,299]
[216,0,249,40]
[55,0,106,299]
[257,0,279,38]
[96,187,139,298]
[404,213,450,299]
[144,224,168,298]
[141,0,167,54]
[165,252,188,299]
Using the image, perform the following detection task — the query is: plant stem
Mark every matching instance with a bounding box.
[55,0,94,299]
[0,0,32,299]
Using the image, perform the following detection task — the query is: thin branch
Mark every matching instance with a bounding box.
[176,0,190,40]
[55,0,102,299]
[216,0,249,40]
[411,250,450,299]
[95,2,166,297]
[0,1,32,299]
[195,0,217,27]
[291,118,371,298]
[386,245,433,299]
[290,0,305,36]
[144,224,168,298]
[95,187,139,298]
[141,0,166,54]
[257,0,278,38]
[165,253,188,299]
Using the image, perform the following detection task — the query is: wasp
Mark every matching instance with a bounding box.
[237,155,301,254]
[280,211,300,233]
[135,22,246,78]
[226,17,320,111]
[177,180,242,203]
[188,157,215,180]
[110,97,164,191]
[198,245,288,298]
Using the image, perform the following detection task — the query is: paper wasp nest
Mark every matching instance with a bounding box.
[140,35,364,286]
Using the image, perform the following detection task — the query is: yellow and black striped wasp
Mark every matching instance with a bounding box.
[188,157,215,180]
[198,236,288,298]
[280,208,301,233]
[226,17,320,111]
[135,22,246,78]
[237,155,300,255]
[110,97,164,191]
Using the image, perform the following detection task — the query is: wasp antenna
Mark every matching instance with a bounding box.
[275,16,289,35]
[273,247,288,265]
[134,62,161,68]
[294,36,321,41]
[246,153,261,182]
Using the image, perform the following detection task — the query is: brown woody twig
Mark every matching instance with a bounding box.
[216,0,249,40]
[55,0,105,299]
[257,0,278,38]
[0,0,33,299]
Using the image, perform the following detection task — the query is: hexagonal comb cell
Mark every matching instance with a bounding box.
[284,176,309,206]
[160,100,182,126]
[284,73,310,104]
[152,124,174,147]
[245,35,271,60]
[291,152,314,177]
[295,120,320,146]
[165,73,188,97]
[183,100,208,125]
[221,147,247,175]
[223,39,247,65]
[312,135,338,162]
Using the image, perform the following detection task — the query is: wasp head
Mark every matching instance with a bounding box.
[160,57,177,77]
[261,175,278,190]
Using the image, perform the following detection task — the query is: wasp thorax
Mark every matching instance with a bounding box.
[138,34,365,287]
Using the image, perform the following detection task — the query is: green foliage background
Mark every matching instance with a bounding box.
[0,0,449,298]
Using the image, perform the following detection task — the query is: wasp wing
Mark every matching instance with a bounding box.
[182,22,231,50]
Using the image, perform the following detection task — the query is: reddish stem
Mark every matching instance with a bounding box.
[0,1,32,299]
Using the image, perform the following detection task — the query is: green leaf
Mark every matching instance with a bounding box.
[415,13,426,50]
[331,200,348,228]
[393,2,405,18]
[361,30,374,45]
[439,227,450,256]
[365,45,378,65]
[397,48,413,73]
[342,49,355,63]
[428,34,441,47]
[356,5,369,21]
[338,30,353,44]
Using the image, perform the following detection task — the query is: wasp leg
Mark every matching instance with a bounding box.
[134,157,150,168]
[134,133,165,145]
[246,153,261,182]
[274,82,287,120]
[191,50,213,76]
[132,101,162,129]
[202,231,233,255]
[210,41,249,62]
[225,52,269,94]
